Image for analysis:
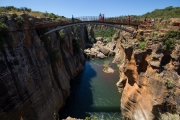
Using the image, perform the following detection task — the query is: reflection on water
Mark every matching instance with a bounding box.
[59,57,122,119]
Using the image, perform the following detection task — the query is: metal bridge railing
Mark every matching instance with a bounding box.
[35,16,140,29]
[73,16,140,24]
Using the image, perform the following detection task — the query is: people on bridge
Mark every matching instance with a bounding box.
[134,18,137,23]
[99,13,102,20]
[144,17,147,24]
[72,15,74,23]
[102,14,104,22]
[151,18,155,25]
[128,15,130,23]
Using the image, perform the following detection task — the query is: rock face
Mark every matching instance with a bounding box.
[0,14,88,120]
[114,34,180,119]
[84,31,120,59]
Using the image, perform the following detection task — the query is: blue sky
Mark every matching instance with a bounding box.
[0,0,180,18]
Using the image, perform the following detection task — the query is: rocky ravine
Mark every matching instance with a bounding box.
[0,14,88,120]
[113,24,180,119]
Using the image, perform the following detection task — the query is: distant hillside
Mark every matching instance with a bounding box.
[140,6,180,19]
[118,6,180,20]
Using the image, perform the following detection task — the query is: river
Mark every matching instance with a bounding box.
[59,57,122,120]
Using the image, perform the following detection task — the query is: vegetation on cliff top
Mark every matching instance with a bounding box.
[117,6,180,20]
[0,6,66,20]
[140,6,180,19]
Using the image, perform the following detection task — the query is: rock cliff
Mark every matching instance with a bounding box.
[114,24,180,119]
[0,14,88,120]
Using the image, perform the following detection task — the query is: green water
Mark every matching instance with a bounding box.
[59,57,122,119]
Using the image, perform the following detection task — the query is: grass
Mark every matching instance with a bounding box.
[0,6,68,22]
[138,41,146,50]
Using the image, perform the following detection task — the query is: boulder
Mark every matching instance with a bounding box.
[106,41,116,51]
[99,46,110,56]
[103,67,114,73]
[84,49,91,54]
[171,45,180,60]
[97,52,106,59]
[149,61,160,67]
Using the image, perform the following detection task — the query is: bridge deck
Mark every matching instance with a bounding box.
[35,17,140,29]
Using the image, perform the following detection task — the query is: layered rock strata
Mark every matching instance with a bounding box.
[0,14,88,120]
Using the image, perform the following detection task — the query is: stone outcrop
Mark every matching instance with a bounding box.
[84,30,120,59]
[114,31,180,119]
[0,14,88,120]
[84,40,116,59]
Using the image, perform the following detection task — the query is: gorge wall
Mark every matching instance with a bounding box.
[113,29,180,119]
[0,14,88,120]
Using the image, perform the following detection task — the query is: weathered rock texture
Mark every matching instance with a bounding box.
[0,14,88,120]
[113,30,180,119]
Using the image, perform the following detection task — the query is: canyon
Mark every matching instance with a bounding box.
[113,20,180,119]
[0,12,180,120]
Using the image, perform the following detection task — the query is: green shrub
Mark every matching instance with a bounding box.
[138,41,146,50]
[0,20,8,37]
[58,30,64,38]
[163,31,180,50]
[164,31,180,40]
[0,7,6,12]
[57,30,66,44]
[163,38,176,50]
[86,37,94,44]
[164,78,174,89]
[15,15,24,25]
[94,27,116,39]
[56,17,62,22]
[19,7,31,12]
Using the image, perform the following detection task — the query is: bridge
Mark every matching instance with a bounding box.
[35,16,140,36]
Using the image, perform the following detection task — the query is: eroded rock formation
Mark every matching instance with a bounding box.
[114,29,180,119]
